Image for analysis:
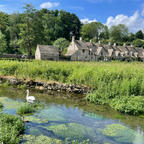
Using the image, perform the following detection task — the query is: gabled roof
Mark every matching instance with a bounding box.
[37,45,59,54]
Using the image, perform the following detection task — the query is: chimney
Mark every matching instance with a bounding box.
[98,41,101,45]
[79,37,82,41]
[90,39,92,43]
[108,42,111,46]
[131,44,133,47]
[113,43,116,46]
[72,36,75,42]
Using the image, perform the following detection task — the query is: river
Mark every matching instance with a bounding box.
[0,87,144,144]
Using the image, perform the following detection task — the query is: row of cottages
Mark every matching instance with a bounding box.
[65,36,144,61]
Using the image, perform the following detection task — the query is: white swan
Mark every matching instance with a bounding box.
[26,89,35,103]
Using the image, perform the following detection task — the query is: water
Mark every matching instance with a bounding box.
[0,87,144,144]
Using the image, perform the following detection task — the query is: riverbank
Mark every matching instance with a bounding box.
[1,60,144,115]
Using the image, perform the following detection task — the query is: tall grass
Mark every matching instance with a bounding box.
[1,60,144,115]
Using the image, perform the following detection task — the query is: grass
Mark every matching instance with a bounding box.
[0,113,25,144]
[17,104,35,115]
[17,102,44,115]
[1,60,144,115]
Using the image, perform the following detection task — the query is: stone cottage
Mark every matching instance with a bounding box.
[35,45,59,60]
[65,36,96,61]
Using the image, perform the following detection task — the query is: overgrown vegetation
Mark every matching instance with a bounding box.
[0,113,25,144]
[1,60,144,115]
[17,102,44,115]
[17,104,35,115]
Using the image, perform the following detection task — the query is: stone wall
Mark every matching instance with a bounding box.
[0,76,89,94]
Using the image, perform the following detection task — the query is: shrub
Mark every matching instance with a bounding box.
[0,113,25,144]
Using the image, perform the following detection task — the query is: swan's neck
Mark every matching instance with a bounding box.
[26,91,29,98]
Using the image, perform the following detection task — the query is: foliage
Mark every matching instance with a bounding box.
[0,113,25,144]
[1,60,144,115]
[133,39,144,48]
[0,31,7,54]
[81,22,109,41]
[109,24,128,42]
[17,104,35,115]
[135,30,143,39]
[17,102,44,115]
[53,38,70,55]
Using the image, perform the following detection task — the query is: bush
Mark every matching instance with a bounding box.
[0,113,25,144]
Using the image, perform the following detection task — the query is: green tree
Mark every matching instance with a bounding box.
[135,30,143,39]
[54,38,70,55]
[0,31,7,54]
[9,13,23,53]
[81,22,109,42]
[109,24,129,42]
[133,39,144,48]
[18,4,36,56]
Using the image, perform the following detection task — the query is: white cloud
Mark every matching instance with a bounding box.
[106,11,144,33]
[0,4,7,12]
[40,2,60,9]
[81,18,97,24]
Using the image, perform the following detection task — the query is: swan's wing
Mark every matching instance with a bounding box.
[29,96,35,101]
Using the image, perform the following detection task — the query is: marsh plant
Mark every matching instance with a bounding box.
[1,60,144,115]
[0,113,25,144]
[17,102,44,115]
[17,104,35,115]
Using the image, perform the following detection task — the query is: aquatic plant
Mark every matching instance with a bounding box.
[17,104,35,115]
[22,135,62,144]
[46,123,95,141]
[102,124,144,143]
[0,113,25,144]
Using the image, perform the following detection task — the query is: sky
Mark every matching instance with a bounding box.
[0,0,144,33]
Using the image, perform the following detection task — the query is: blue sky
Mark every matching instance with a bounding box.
[0,0,144,32]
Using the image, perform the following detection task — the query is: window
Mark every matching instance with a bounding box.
[82,49,85,53]
[89,50,91,55]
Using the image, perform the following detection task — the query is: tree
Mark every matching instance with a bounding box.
[0,31,7,54]
[54,38,70,55]
[81,22,109,42]
[109,24,129,42]
[133,39,144,48]
[18,4,36,56]
[135,30,143,39]
[9,13,23,53]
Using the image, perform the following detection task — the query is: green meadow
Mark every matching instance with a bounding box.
[1,60,144,115]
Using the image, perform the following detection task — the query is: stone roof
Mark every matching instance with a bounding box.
[37,45,59,55]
